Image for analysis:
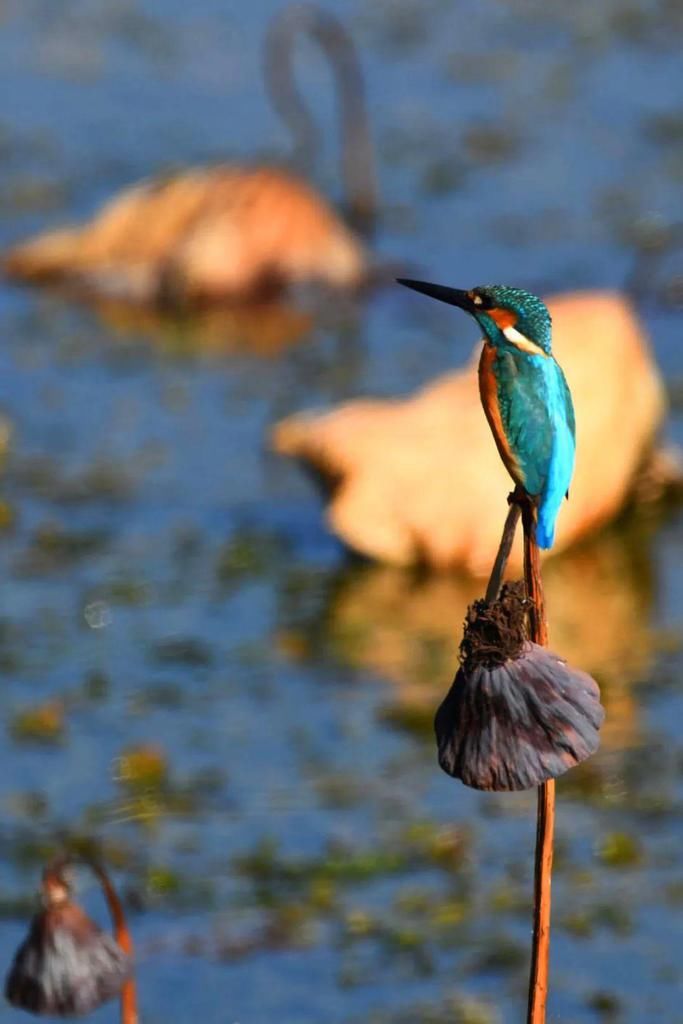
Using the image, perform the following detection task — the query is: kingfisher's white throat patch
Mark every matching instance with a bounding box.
[503,324,547,356]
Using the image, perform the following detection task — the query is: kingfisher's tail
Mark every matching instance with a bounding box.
[536,409,575,550]
[536,487,564,549]
[535,511,555,550]
[522,499,555,551]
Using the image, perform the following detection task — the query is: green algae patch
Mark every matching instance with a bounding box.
[116,744,168,791]
[9,702,66,745]
[597,832,643,868]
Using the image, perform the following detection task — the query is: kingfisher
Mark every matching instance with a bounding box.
[397,280,575,549]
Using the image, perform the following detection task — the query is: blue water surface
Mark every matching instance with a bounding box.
[0,2,682,1022]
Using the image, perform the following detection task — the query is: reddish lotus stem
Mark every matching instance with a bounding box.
[522,498,554,1024]
[84,857,138,1024]
[521,500,548,646]
[527,778,555,1024]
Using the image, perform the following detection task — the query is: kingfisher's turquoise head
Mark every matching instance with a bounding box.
[397,280,552,357]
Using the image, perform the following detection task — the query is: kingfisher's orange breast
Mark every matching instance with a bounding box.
[478,343,523,487]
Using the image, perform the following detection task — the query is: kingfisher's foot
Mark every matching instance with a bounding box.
[507,485,527,507]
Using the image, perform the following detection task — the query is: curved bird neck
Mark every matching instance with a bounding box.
[263,5,377,237]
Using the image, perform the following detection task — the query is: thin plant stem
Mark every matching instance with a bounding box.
[521,499,548,646]
[521,498,554,1024]
[527,779,555,1023]
[484,495,522,603]
[86,857,138,1024]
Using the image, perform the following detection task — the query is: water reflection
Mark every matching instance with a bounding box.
[301,518,658,755]
[88,296,313,358]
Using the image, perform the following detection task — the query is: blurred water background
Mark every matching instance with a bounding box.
[0,1,683,1022]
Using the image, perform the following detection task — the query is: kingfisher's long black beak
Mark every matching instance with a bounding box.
[396,278,476,313]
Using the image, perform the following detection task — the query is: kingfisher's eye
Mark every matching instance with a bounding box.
[470,291,493,310]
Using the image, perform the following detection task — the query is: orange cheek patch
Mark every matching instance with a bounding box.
[488,307,518,330]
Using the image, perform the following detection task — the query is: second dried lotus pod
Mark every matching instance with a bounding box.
[435,582,604,792]
[5,860,130,1017]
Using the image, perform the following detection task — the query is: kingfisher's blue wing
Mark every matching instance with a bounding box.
[495,353,575,548]
[538,366,575,547]
[495,352,554,495]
